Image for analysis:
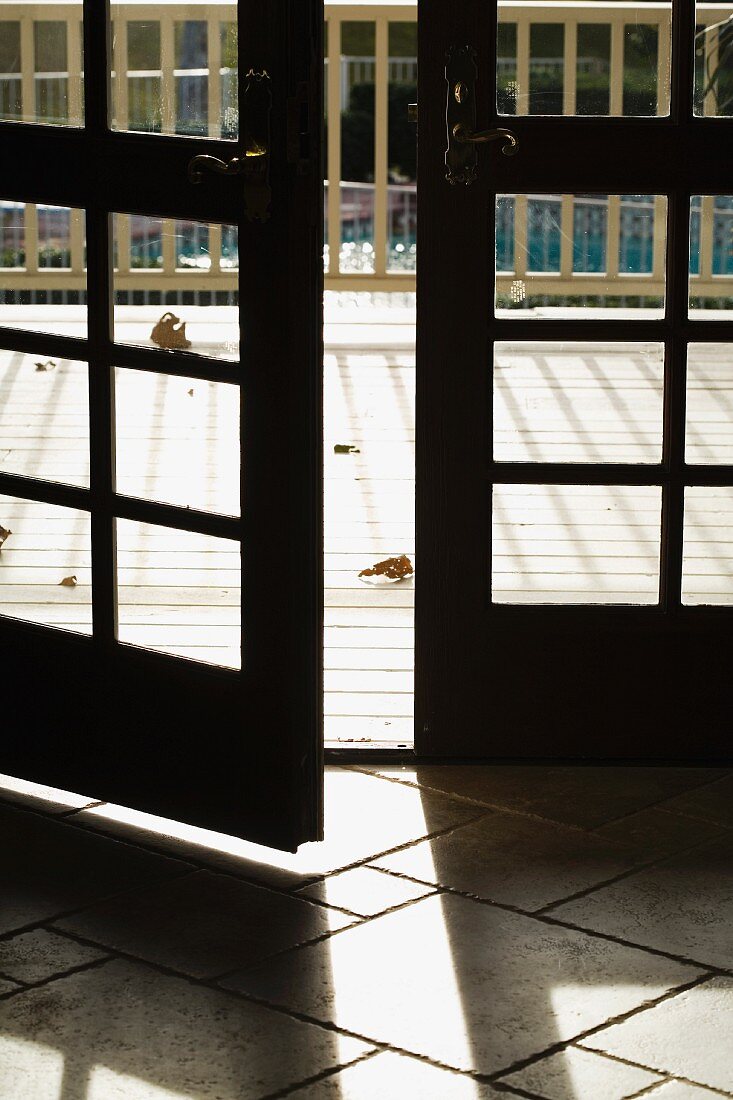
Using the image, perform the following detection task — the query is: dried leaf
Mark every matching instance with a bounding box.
[35,359,57,372]
[359,554,414,582]
[334,444,360,454]
[150,312,191,350]
[0,524,11,548]
[59,575,77,587]
[187,388,194,396]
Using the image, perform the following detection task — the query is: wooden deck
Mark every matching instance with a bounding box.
[1,318,733,748]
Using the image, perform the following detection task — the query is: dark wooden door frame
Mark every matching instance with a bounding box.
[0,0,324,849]
[414,0,733,762]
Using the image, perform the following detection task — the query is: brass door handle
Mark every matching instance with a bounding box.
[452,123,518,156]
[187,69,272,222]
[187,154,246,184]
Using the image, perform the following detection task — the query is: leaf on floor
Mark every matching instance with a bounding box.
[35,360,57,372]
[334,444,360,454]
[59,575,77,587]
[359,554,414,583]
[0,525,11,548]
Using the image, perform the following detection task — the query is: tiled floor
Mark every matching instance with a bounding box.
[0,764,731,1099]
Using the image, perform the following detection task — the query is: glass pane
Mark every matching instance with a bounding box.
[496,194,666,318]
[683,487,733,605]
[116,519,241,669]
[112,214,238,362]
[689,196,733,316]
[0,494,92,633]
[0,6,83,126]
[498,5,670,116]
[686,344,733,465]
[0,22,22,121]
[492,484,662,604]
[110,9,237,139]
[694,9,733,116]
[0,348,89,487]
[576,25,611,115]
[115,369,239,515]
[341,22,375,274]
[387,22,417,274]
[494,342,664,463]
[0,199,87,339]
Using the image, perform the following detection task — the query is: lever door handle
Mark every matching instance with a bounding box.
[187,154,245,184]
[186,69,272,222]
[445,45,519,185]
[452,123,518,156]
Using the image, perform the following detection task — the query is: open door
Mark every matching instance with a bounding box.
[417,0,733,760]
[0,0,323,849]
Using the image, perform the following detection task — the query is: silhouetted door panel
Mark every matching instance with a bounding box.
[0,1,323,849]
[416,0,733,759]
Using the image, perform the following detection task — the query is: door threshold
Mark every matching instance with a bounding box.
[325,742,416,765]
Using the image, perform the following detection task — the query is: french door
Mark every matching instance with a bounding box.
[0,0,323,849]
[416,0,733,758]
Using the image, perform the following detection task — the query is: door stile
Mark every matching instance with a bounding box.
[416,0,494,753]
[82,0,117,648]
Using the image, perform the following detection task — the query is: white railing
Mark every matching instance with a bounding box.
[0,1,732,303]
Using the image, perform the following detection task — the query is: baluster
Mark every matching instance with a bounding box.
[327,15,342,278]
[374,16,389,279]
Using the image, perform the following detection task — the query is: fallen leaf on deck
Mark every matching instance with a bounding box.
[35,360,57,372]
[334,444,360,454]
[359,554,414,582]
[0,525,11,548]
[59,575,77,587]
[150,312,191,350]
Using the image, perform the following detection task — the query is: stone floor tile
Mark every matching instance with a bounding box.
[373,811,642,911]
[75,768,481,889]
[55,869,354,979]
[0,958,371,1100]
[592,807,725,861]
[360,767,727,829]
[552,833,733,969]
[581,976,733,1093]
[658,775,733,828]
[0,929,107,985]
[297,866,435,917]
[0,979,21,996]
[643,1083,731,1099]
[498,1046,662,1099]
[288,1051,504,1098]
[0,803,189,935]
[0,773,95,815]
[223,892,701,1077]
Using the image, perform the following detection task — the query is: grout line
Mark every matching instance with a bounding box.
[0,955,112,1001]
[259,1048,383,1100]
[533,822,733,916]
[57,799,107,818]
[578,1046,733,1099]
[0,867,199,946]
[209,888,442,985]
[655,803,732,831]
[39,926,487,1081]
[484,973,715,1085]
[371,865,731,976]
[12,895,729,1095]
[352,765,733,835]
[57,799,493,899]
[589,770,733,831]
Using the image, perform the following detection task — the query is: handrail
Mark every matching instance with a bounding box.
[0,1,732,304]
